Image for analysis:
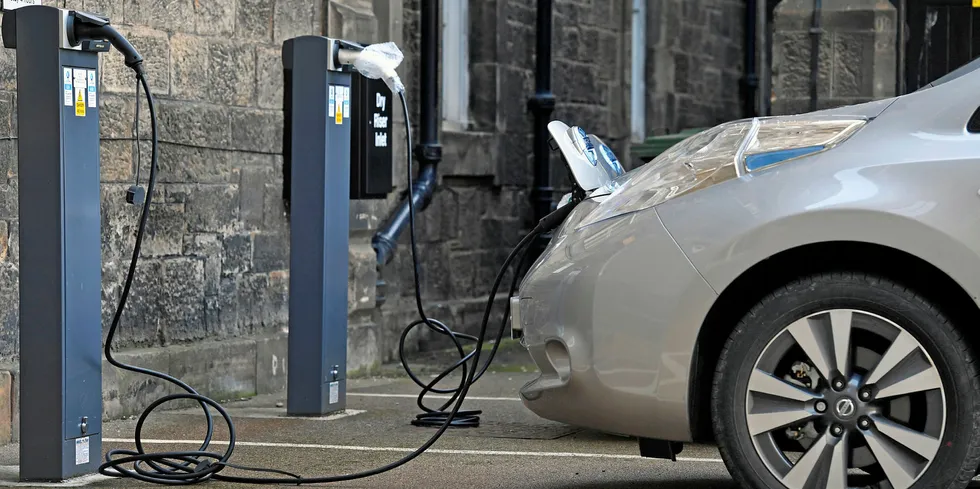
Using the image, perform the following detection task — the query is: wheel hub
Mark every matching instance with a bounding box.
[745,309,947,489]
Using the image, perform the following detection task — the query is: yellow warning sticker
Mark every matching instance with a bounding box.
[335,86,343,124]
[974,0,980,8]
[74,88,86,117]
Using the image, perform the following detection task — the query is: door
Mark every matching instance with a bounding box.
[904,0,980,92]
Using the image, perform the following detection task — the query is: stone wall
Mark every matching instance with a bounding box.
[644,0,747,135]
[0,0,749,443]
[770,0,897,115]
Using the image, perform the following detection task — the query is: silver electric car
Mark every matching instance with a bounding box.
[514,60,980,489]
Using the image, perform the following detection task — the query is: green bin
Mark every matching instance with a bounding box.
[631,127,706,162]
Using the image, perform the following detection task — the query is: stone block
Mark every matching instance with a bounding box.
[180,183,240,233]
[772,32,833,99]
[0,140,15,183]
[209,41,257,107]
[263,182,289,233]
[237,0,276,41]
[101,140,133,183]
[468,63,498,132]
[0,47,15,92]
[255,333,288,395]
[233,272,288,333]
[222,233,253,275]
[240,166,272,229]
[10,370,16,442]
[142,202,187,257]
[171,33,210,102]
[194,0,236,36]
[553,61,599,105]
[99,94,134,139]
[274,0,316,43]
[102,348,173,420]
[252,232,287,272]
[441,131,496,177]
[101,26,170,96]
[0,93,12,139]
[83,0,124,20]
[123,0,194,30]
[158,142,239,184]
[327,0,378,42]
[348,322,380,373]
[0,220,6,263]
[498,66,533,132]
[230,109,283,153]
[0,370,11,443]
[169,339,257,404]
[256,46,284,110]
[183,233,222,296]
[349,243,376,313]
[834,32,875,97]
[0,183,16,219]
[158,100,233,149]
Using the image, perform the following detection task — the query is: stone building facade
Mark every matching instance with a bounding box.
[0,0,748,440]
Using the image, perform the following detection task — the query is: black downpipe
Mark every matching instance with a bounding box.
[373,0,441,267]
[741,0,759,118]
[528,0,555,260]
[809,0,822,112]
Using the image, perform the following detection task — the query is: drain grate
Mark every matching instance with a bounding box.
[447,421,581,440]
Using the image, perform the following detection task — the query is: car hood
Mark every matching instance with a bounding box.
[806,96,899,119]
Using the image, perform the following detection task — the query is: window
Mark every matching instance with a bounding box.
[630,0,646,142]
[442,0,470,131]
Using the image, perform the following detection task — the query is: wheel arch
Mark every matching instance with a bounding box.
[687,240,980,443]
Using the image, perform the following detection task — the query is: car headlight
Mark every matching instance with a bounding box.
[575,115,867,229]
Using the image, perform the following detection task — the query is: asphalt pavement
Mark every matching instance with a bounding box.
[0,341,976,488]
[0,368,736,488]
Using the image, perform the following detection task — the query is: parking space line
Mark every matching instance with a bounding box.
[102,438,724,463]
[348,393,521,402]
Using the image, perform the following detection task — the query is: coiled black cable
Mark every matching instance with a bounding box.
[99,73,557,484]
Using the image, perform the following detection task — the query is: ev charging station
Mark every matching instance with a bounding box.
[1,2,114,481]
[0,0,407,479]
[281,36,394,417]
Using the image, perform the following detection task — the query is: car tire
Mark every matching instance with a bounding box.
[711,272,980,489]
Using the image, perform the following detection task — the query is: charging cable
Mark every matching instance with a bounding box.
[96,60,575,483]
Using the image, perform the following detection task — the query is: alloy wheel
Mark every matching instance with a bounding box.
[745,309,946,489]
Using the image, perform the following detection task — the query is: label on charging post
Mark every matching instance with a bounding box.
[72,68,87,117]
[343,86,350,118]
[63,68,72,106]
[75,436,89,465]
[328,85,336,118]
[329,381,339,404]
[87,70,97,108]
[335,86,344,125]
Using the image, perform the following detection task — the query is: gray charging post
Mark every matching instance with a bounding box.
[282,36,354,416]
[2,3,109,481]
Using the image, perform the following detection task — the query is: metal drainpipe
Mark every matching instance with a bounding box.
[528,0,555,261]
[809,0,823,112]
[372,0,441,272]
[742,0,759,118]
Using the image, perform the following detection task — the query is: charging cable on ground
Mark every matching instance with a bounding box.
[96,48,576,485]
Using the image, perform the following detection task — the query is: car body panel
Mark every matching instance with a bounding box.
[518,203,716,441]
[516,60,980,442]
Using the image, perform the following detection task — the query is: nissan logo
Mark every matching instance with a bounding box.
[835,398,856,418]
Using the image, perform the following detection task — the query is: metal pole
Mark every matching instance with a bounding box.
[809,0,823,112]
[896,0,907,95]
[3,5,104,480]
[743,0,759,118]
[529,0,555,259]
[283,36,352,416]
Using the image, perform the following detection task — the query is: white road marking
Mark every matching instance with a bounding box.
[349,393,521,402]
[102,438,724,463]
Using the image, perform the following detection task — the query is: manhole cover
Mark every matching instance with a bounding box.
[448,421,581,440]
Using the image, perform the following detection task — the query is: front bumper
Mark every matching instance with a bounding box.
[514,204,717,442]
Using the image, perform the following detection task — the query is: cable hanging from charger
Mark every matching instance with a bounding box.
[97,65,571,483]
